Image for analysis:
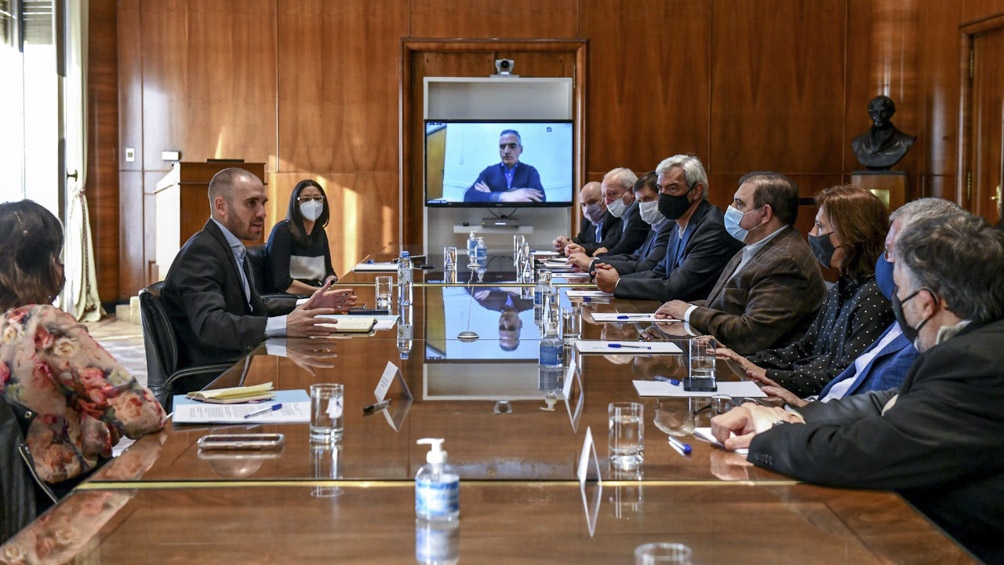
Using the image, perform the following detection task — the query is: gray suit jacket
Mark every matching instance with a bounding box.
[689,226,826,355]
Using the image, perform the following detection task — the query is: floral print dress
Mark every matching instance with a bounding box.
[0,305,165,484]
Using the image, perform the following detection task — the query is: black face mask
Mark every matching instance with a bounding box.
[808,233,837,268]
[891,285,931,346]
[658,189,693,220]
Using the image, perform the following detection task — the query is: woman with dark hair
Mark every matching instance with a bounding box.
[267,179,338,295]
[716,185,895,397]
[0,200,165,506]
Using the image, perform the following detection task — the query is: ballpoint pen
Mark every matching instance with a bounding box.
[244,403,282,419]
[616,314,653,320]
[653,376,681,386]
[667,436,692,456]
[607,343,652,350]
[363,399,392,414]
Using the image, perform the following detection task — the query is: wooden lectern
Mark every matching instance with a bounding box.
[151,161,266,281]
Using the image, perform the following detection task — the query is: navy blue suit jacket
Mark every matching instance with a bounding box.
[463,162,544,203]
[818,322,918,399]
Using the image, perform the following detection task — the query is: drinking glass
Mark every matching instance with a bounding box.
[561,305,582,345]
[310,383,344,443]
[685,336,717,392]
[608,402,644,470]
[634,542,693,565]
[375,276,393,311]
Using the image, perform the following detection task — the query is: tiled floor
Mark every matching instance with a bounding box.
[85,315,149,388]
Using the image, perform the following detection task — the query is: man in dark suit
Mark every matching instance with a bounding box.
[711,214,1004,563]
[553,182,622,257]
[595,155,742,302]
[163,168,356,369]
[463,129,544,203]
[655,171,826,354]
[591,167,648,257]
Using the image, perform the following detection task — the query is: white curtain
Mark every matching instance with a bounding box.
[59,0,103,322]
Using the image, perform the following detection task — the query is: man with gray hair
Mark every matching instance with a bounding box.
[594,155,741,301]
[711,213,1004,562]
[163,168,357,374]
[583,167,649,258]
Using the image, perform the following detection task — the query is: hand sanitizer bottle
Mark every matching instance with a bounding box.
[416,438,460,522]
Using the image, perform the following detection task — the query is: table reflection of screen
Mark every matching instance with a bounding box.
[427,286,541,361]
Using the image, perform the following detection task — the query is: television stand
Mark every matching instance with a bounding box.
[453,224,533,235]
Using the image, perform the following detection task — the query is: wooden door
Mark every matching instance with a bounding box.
[965,26,1004,224]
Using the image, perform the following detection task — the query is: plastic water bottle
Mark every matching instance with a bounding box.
[398,304,413,360]
[475,237,488,268]
[538,319,563,369]
[533,270,549,325]
[415,438,460,522]
[467,232,478,266]
[398,251,413,306]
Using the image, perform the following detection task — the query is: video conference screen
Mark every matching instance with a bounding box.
[425,120,574,208]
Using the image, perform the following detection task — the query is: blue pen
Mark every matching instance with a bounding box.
[616,314,650,320]
[667,436,692,456]
[653,376,681,386]
[607,343,652,350]
[244,403,282,419]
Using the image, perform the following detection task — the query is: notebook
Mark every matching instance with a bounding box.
[186,382,275,404]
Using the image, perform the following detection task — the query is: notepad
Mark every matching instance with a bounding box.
[354,261,397,272]
[185,382,275,404]
[174,389,311,424]
[325,316,377,333]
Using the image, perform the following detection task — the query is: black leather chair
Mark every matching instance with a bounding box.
[139,282,232,410]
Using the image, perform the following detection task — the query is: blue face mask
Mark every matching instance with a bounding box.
[724,205,761,243]
[874,254,895,300]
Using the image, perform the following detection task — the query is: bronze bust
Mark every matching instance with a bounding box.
[852,95,916,170]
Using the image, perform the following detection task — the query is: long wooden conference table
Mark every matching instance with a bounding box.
[0,253,975,563]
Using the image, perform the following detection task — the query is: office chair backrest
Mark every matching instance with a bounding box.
[139,281,177,402]
[0,395,37,543]
[245,244,272,296]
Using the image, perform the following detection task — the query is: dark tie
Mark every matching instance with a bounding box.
[240,252,254,306]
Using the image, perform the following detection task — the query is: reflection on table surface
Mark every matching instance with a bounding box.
[2,483,972,564]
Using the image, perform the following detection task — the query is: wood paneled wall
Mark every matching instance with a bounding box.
[87,0,1004,299]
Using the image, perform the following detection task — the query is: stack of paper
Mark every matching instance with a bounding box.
[574,340,682,354]
[186,382,275,404]
[590,313,666,323]
[318,316,376,333]
[566,289,613,299]
[173,389,311,424]
[354,261,397,272]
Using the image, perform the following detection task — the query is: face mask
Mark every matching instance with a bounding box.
[808,233,837,268]
[874,254,895,300]
[583,204,604,224]
[891,286,933,349]
[724,205,762,243]
[638,200,663,226]
[300,200,323,221]
[658,190,692,220]
[606,196,626,218]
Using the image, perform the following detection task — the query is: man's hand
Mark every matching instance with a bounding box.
[710,403,802,450]
[594,264,621,293]
[566,251,593,271]
[473,181,491,193]
[474,289,490,301]
[592,246,608,256]
[553,236,571,252]
[303,286,357,313]
[286,306,338,338]
[499,188,543,203]
[564,242,585,257]
[655,300,689,320]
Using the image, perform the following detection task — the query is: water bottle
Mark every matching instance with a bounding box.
[398,251,413,306]
[538,319,563,369]
[533,270,550,325]
[398,305,413,359]
[475,237,488,268]
[467,232,478,266]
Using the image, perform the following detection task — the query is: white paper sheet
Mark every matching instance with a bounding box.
[319,314,399,331]
[574,340,682,354]
[566,290,613,298]
[631,380,766,398]
[173,389,311,424]
[693,427,749,455]
[590,313,674,323]
[354,261,397,272]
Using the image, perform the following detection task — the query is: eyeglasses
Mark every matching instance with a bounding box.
[298,195,323,203]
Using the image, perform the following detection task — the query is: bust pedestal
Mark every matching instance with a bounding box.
[851,171,906,212]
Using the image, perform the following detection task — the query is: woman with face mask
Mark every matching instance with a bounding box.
[715,185,895,398]
[266,180,338,295]
[0,200,165,518]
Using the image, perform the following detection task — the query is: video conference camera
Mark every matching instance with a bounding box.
[494,59,515,76]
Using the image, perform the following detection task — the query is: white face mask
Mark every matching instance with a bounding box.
[606,196,626,218]
[300,200,323,222]
[583,204,605,224]
[638,200,663,226]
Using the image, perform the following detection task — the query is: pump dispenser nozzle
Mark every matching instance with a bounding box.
[417,438,447,464]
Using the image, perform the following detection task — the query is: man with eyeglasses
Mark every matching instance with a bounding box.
[463,129,545,203]
[654,171,826,354]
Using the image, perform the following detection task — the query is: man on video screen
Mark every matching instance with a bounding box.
[463,129,545,203]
